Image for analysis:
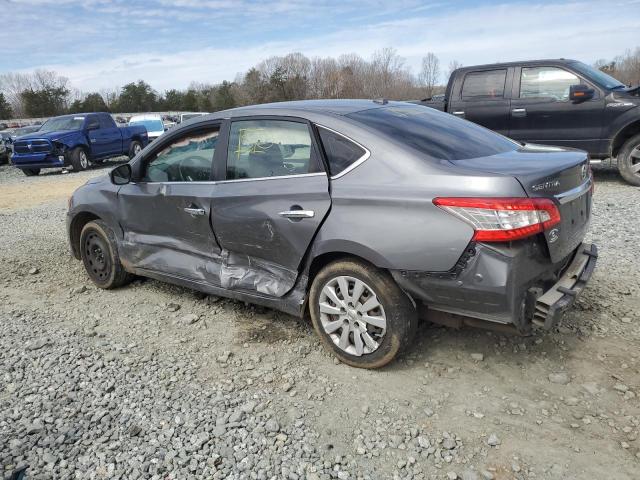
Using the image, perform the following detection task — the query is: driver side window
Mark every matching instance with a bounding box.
[520,67,579,101]
[143,127,219,182]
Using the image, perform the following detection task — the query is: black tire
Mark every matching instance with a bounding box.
[128,140,142,159]
[22,168,41,176]
[79,220,133,289]
[618,133,640,186]
[309,259,417,369]
[70,146,89,172]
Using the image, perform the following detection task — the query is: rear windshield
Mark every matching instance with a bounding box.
[130,119,164,132]
[347,105,519,160]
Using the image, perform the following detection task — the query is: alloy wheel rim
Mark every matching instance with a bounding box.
[318,276,386,356]
[134,143,141,155]
[80,151,88,168]
[630,145,640,176]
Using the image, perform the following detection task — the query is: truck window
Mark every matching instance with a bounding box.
[519,67,579,101]
[461,70,507,99]
[98,114,116,129]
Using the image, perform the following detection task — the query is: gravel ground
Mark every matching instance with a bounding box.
[0,162,639,480]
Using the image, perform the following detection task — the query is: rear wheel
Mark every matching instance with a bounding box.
[618,133,640,186]
[128,140,142,159]
[22,168,40,176]
[71,147,89,172]
[309,259,417,369]
[79,220,133,289]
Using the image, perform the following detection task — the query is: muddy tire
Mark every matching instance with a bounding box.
[79,220,133,289]
[70,146,90,172]
[22,168,41,176]
[128,140,142,159]
[309,259,417,369]
[618,133,640,186]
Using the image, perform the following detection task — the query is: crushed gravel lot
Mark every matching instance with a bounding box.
[1,161,639,480]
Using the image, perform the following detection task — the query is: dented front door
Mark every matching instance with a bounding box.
[211,118,331,297]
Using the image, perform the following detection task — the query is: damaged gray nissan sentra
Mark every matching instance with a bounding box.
[67,100,597,368]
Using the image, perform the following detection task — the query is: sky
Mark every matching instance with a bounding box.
[1,0,639,93]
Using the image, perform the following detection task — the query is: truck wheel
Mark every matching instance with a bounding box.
[128,140,142,159]
[80,220,133,289]
[22,168,41,176]
[309,259,418,369]
[618,133,640,186]
[71,147,89,171]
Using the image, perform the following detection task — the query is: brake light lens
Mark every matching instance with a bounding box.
[433,197,561,242]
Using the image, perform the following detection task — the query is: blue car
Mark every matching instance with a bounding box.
[11,112,148,176]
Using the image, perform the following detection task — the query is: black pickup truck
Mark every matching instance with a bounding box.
[415,59,640,185]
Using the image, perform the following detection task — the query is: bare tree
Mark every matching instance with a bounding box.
[447,60,463,79]
[418,52,440,97]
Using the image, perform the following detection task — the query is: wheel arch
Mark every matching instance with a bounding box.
[69,211,101,259]
[611,119,640,158]
[307,240,391,285]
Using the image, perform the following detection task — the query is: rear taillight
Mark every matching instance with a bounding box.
[433,197,561,242]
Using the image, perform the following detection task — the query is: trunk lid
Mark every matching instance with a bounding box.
[452,145,592,263]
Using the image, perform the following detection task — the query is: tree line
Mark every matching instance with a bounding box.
[1,46,638,120]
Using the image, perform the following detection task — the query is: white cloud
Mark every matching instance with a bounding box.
[5,0,640,91]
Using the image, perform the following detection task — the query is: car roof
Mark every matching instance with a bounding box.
[453,58,579,73]
[209,99,409,120]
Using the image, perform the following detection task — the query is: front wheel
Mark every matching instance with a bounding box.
[128,140,142,159]
[22,168,41,176]
[70,147,89,172]
[80,220,133,289]
[309,259,417,369]
[618,133,640,186]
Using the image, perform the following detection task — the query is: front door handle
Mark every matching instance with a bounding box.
[452,111,465,117]
[512,108,527,117]
[184,207,205,216]
[278,210,315,219]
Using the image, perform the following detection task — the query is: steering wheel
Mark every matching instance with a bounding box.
[178,155,210,182]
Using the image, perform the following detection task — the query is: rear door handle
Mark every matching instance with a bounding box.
[183,207,205,216]
[278,210,315,219]
[512,108,527,117]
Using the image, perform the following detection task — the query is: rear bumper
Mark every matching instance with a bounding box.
[532,243,597,329]
[11,152,65,169]
[391,240,597,333]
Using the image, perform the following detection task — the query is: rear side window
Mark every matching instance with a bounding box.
[317,127,366,176]
[226,120,320,180]
[347,105,518,161]
[461,69,507,99]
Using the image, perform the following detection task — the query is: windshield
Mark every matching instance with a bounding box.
[570,61,625,89]
[39,116,85,132]
[347,105,519,160]
[130,119,164,132]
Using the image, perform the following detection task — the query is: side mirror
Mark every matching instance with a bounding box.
[86,122,100,131]
[110,163,132,185]
[569,84,594,102]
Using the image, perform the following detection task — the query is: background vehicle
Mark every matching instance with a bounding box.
[0,131,11,164]
[10,125,41,141]
[415,59,640,185]
[179,112,208,123]
[129,114,165,142]
[10,112,148,176]
[67,100,596,368]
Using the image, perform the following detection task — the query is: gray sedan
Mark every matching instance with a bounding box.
[67,100,597,368]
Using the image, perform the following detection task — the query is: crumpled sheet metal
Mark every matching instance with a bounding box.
[121,233,297,297]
